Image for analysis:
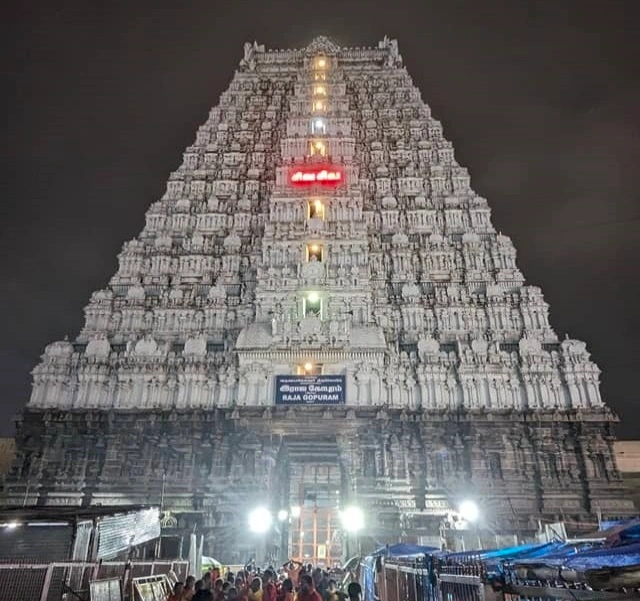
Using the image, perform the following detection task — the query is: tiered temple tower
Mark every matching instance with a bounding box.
[5,37,634,561]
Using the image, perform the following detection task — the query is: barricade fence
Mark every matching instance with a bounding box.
[0,559,189,601]
[377,557,637,601]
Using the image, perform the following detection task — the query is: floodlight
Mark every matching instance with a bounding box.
[340,506,364,533]
[459,500,480,523]
[248,507,273,534]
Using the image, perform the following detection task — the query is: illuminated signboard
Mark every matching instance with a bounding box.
[289,166,343,186]
[275,375,346,405]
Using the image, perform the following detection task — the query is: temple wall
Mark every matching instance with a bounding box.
[4,407,634,552]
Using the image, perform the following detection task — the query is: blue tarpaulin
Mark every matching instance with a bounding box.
[363,521,640,597]
[513,541,640,570]
[565,542,640,570]
[360,556,376,601]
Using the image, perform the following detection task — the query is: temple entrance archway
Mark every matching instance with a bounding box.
[279,436,345,565]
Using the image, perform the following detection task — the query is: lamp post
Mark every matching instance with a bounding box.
[248,507,273,565]
[277,509,289,563]
[458,500,481,550]
[340,506,364,560]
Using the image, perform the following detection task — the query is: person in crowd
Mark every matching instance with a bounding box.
[193,590,214,601]
[248,576,263,601]
[279,578,295,601]
[314,569,329,598]
[167,581,184,601]
[347,582,362,601]
[235,579,249,601]
[183,576,197,601]
[311,568,322,589]
[263,569,278,601]
[298,574,322,601]
[202,572,213,591]
[228,586,239,601]
[213,578,225,601]
[324,579,340,601]
[284,559,303,586]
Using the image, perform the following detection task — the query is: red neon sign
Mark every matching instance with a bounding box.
[289,166,343,186]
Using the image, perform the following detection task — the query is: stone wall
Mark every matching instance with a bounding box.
[0,438,15,479]
[4,407,634,556]
[614,440,640,512]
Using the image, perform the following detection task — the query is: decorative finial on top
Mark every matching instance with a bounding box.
[240,40,264,71]
[304,36,341,55]
[378,36,402,66]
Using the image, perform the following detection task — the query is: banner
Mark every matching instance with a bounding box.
[274,375,346,405]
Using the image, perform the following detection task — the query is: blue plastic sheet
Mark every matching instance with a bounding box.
[563,542,640,570]
[361,556,376,601]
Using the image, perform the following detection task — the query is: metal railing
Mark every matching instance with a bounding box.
[376,559,442,601]
[0,559,189,601]
[377,556,637,601]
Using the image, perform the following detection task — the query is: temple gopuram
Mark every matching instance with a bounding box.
[5,36,634,563]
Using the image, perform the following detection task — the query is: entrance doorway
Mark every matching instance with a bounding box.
[284,437,344,566]
[290,505,341,566]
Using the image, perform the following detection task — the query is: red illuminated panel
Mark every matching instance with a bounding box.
[290,165,343,186]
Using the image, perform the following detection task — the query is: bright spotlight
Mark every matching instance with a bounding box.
[290,506,301,518]
[5,522,19,530]
[340,506,364,533]
[248,507,273,534]
[277,509,289,521]
[307,292,319,303]
[459,500,480,523]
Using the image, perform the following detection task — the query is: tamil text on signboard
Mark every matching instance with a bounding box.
[275,375,346,405]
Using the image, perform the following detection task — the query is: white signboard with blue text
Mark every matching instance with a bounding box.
[274,375,346,405]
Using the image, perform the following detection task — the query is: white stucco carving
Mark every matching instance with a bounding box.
[28,36,606,413]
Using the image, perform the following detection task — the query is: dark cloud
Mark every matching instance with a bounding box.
[2,0,639,436]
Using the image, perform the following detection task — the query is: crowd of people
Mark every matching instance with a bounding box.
[166,560,362,601]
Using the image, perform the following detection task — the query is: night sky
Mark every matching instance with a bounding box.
[2,1,639,438]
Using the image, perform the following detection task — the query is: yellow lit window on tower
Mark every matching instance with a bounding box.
[303,292,322,318]
[308,199,325,220]
[309,140,326,157]
[313,100,325,112]
[311,118,326,134]
[298,362,323,375]
[314,72,326,81]
[315,57,327,69]
[313,85,327,96]
[306,243,323,262]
